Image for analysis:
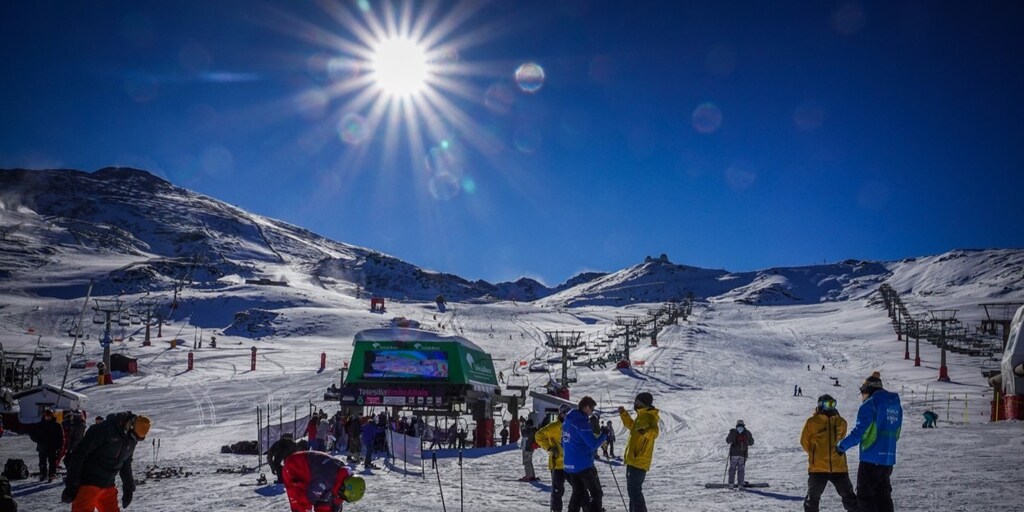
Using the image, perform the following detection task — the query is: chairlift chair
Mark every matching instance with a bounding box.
[92,312,105,324]
[506,374,530,391]
[565,367,578,384]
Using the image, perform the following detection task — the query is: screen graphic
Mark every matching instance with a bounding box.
[362,349,449,380]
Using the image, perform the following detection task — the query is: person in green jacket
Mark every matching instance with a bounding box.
[535,404,572,512]
[619,392,660,512]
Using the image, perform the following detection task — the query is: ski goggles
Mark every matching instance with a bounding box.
[818,399,837,411]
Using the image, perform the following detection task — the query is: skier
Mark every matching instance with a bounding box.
[562,396,607,512]
[282,451,365,512]
[589,413,601,460]
[798,387,803,397]
[922,410,938,428]
[316,413,330,453]
[29,408,64,482]
[62,412,150,510]
[801,395,857,512]
[519,419,539,482]
[837,371,903,512]
[500,423,509,446]
[619,392,660,512]
[535,404,572,512]
[268,433,299,483]
[600,420,616,459]
[726,419,754,489]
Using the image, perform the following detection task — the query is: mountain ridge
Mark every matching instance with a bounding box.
[1,167,1022,308]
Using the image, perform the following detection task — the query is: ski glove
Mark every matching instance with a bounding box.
[121,488,134,508]
[61,484,79,503]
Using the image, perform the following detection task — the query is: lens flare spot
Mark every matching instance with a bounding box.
[692,103,723,134]
[357,0,371,12]
[429,173,461,201]
[514,125,543,154]
[793,101,825,132]
[461,177,476,194]
[833,1,866,36]
[337,113,369,144]
[484,82,515,115]
[725,163,756,191]
[327,57,361,81]
[515,62,545,93]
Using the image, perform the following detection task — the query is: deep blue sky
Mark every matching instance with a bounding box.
[3,1,1022,285]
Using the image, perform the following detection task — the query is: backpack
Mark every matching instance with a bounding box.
[1,459,28,481]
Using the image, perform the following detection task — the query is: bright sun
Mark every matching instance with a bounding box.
[371,37,429,98]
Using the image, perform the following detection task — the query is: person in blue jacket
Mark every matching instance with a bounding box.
[836,371,903,512]
[562,396,608,512]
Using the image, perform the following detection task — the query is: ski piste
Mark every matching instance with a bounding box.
[704,482,771,489]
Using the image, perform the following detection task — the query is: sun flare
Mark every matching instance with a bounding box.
[371,37,429,98]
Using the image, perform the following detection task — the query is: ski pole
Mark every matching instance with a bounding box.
[606,462,628,511]
[432,452,447,512]
[459,449,464,512]
[723,454,729,484]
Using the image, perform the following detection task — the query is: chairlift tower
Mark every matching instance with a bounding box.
[136,296,160,346]
[615,316,642,365]
[929,309,958,382]
[93,298,125,384]
[544,331,584,389]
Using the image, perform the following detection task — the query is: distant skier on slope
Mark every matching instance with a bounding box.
[619,392,660,512]
[801,394,857,512]
[535,404,572,511]
[837,371,902,512]
[282,451,365,512]
[726,419,754,489]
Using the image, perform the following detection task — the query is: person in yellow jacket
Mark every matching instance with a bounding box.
[535,404,571,512]
[618,392,659,512]
[800,394,857,512]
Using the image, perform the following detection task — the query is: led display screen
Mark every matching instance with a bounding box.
[362,349,449,380]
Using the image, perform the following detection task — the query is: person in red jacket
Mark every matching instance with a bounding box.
[282,451,365,512]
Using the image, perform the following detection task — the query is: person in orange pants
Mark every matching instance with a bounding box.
[62,411,150,511]
[282,451,365,512]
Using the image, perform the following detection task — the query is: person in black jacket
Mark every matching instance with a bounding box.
[268,433,299,483]
[726,419,754,489]
[29,408,64,482]
[61,411,151,510]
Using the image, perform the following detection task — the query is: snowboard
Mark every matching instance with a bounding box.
[704,482,770,489]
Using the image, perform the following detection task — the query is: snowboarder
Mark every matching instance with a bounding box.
[562,396,607,512]
[922,410,938,428]
[535,404,571,511]
[619,392,660,512]
[282,451,365,512]
[801,394,857,512]
[268,433,299,483]
[62,412,150,510]
[837,371,903,512]
[29,408,64,482]
[500,423,509,446]
[726,419,754,489]
[519,419,539,482]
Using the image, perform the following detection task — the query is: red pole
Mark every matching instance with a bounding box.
[187,351,194,371]
[251,346,257,371]
[320,352,326,372]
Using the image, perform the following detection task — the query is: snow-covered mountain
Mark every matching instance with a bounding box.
[2,168,1022,313]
